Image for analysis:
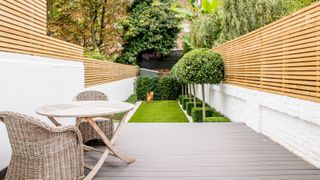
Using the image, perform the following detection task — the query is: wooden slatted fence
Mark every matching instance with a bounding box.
[214,2,320,103]
[0,0,138,87]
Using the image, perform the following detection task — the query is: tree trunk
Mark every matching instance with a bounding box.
[185,84,188,97]
[193,84,196,107]
[97,0,108,49]
[201,84,205,122]
[182,84,184,95]
[90,7,99,50]
[188,84,192,102]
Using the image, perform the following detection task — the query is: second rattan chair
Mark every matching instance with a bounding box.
[0,111,84,180]
[75,90,114,143]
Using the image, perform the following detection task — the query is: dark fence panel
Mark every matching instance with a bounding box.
[137,50,183,69]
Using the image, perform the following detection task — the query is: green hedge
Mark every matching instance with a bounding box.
[212,110,224,117]
[136,76,181,100]
[204,117,230,122]
[191,107,214,122]
[178,95,185,104]
[136,76,159,100]
[186,102,202,116]
[157,76,181,100]
[182,97,191,110]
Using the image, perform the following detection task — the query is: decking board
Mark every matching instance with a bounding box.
[85,123,320,180]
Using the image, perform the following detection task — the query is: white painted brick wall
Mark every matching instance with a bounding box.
[195,83,320,168]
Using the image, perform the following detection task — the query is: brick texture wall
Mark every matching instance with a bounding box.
[196,83,320,168]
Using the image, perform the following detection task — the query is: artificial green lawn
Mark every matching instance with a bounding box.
[129,101,188,123]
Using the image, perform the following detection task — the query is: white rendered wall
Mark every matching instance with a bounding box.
[196,83,320,168]
[0,52,136,171]
[0,52,85,171]
[86,77,136,101]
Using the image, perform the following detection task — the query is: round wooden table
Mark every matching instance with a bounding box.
[36,101,135,180]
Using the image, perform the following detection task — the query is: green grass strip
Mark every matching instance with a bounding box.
[129,101,188,123]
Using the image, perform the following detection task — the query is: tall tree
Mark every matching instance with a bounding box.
[47,0,130,60]
[116,0,182,64]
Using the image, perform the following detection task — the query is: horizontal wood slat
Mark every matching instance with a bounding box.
[82,58,139,87]
[0,0,139,87]
[214,2,320,103]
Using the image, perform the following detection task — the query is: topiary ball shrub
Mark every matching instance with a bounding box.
[204,117,230,122]
[171,48,224,85]
[186,102,202,116]
[192,107,214,122]
[182,97,191,110]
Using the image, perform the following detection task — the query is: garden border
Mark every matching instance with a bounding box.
[178,101,192,123]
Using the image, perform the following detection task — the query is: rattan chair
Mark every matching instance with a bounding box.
[0,111,84,180]
[75,90,114,143]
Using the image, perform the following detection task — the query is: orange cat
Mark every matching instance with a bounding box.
[147,91,154,103]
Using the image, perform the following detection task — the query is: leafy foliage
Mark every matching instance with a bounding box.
[216,0,320,45]
[178,95,187,104]
[136,76,159,100]
[220,0,286,43]
[117,0,182,64]
[135,76,181,100]
[157,76,182,100]
[190,14,221,48]
[174,0,221,19]
[182,97,191,110]
[186,102,202,115]
[191,107,214,122]
[171,48,224,84]
[283,0,319,14]
[47,0,129,60]
[182,35,194,54]
[204,117,230,122]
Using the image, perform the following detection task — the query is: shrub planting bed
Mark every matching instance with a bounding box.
[136,76,181,101]
[204,117,230,122]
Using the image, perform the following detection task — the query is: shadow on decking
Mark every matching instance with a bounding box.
[85,123,320,180]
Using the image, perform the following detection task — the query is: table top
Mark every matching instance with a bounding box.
[36,101,135,118]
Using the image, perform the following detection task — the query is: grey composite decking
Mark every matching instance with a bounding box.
[85,123,320,180]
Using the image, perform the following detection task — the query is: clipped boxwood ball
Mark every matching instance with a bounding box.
[171,48,224,85]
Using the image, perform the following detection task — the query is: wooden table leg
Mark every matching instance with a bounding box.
[86,117,135,164]
[75,117,82,127]
[111,111,129,144]
[48,117,62,126]
[84,149,109,180]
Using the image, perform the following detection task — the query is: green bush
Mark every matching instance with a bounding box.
[178,95,186,104]
[171,49,224,85]
[157,76,181,100]
[186,102,202,116]
[136,76,159,100]
[126,94,138,104]
[212,110,224,117]
[191,107,214,122]
[135,76,181,101]
[190,14,220,49]
[182,97,191,110]
[204,117,230,122]
[117,0,182,64]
